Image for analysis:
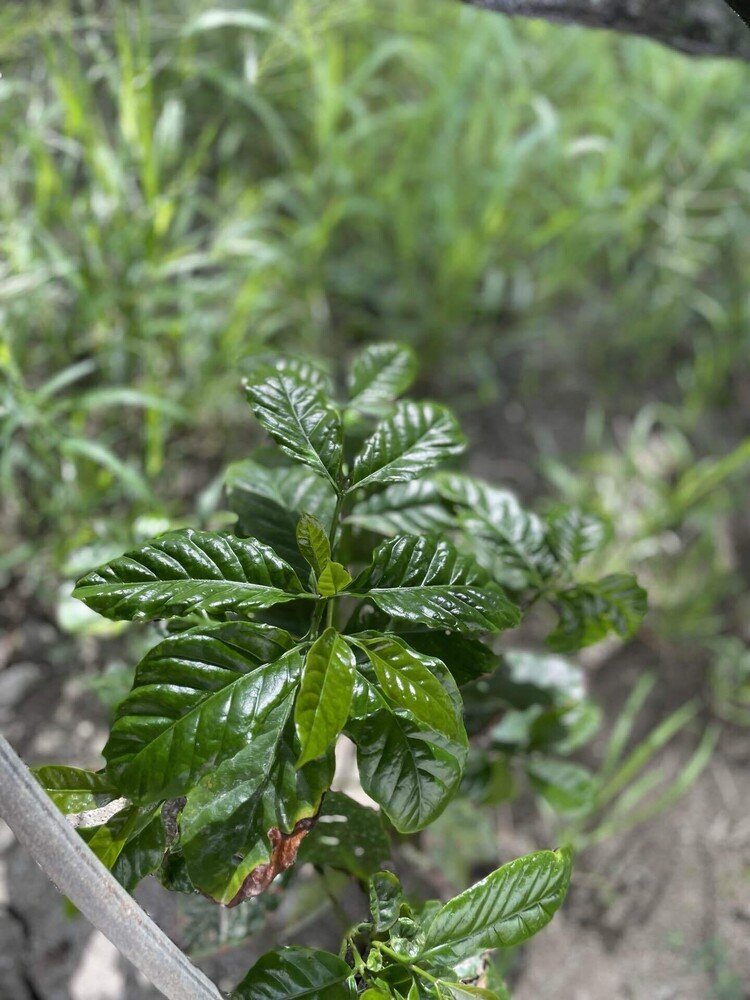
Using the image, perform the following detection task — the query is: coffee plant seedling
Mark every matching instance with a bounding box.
[35,344,647,998]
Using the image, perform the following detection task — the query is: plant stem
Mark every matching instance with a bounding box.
[329,489,346,550]
[309,599,327,638]
[378,944,441,986]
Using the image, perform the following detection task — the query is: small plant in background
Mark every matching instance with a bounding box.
[33,345,648,997]
[543,405,750,729]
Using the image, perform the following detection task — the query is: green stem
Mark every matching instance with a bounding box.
[316,486,347,636]
[377,944,441,986]
[309,600,326,639]
[329,490,346,551]
[346,937,367,977]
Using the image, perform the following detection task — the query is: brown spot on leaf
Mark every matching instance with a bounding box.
[227,815,318,908]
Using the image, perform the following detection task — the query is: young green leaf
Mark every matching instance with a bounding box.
[180,714,333,904]
[295,629,356,766]
[438,984,499,1000]
[317,561,353,597]
[73,528,312,621]
[346,710,467,833]
[232,946,355,999]
[103,624,300,801]
[33,765,117,814]
[389,915,427,960]
[83,803,161,871]
[420,847,573,965]
[111,810,167,892]
[354,635,462,739]
[298,792,391,880]
[348,402,466,493]
[246,375,343,486]
[296,512,331,577]
[369,870,405,932]
[547,574,647,652]
[351,536,520,634]
[226,458,336,576]
[347,342,418,417]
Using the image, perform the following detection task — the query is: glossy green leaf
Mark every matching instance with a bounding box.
[347,342,418,417]
[435,473,556,588]
[438,984,499,1000]
[246,375,343,485]
[545,507,607,565]
[294,513,352,596]
[392,632,499,687]
[547,574,647,652]
[33,765,117,814]
[84,803,160,871]
[355,635,462,739]
[347,710,467,833]
[295,629,356,766]
[351,536,520,634]
[525,757,595,814]
[390,916,427,960]
[180,712,333,903]
[349,670,391,720]
[298,792,390,879]
[73,528,311,622]
[103,624,300,801]
[348,402,465,493]
[296,512,332,577]
[317,561,352,596]
[232,947,355,999]
[226,458,336,576]
[369,870,405,932]
[420,847,573,965]
[348,481,455,536]
[243,354,333,394]
[111,810,167,892]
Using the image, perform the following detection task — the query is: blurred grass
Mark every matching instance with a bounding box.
[1,0,749,579]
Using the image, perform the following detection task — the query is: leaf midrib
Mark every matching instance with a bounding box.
[276,377,339,487]
[349,410,453,492]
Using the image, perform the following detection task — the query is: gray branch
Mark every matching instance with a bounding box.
[0,736,223,1000]
[462,0,750,60]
